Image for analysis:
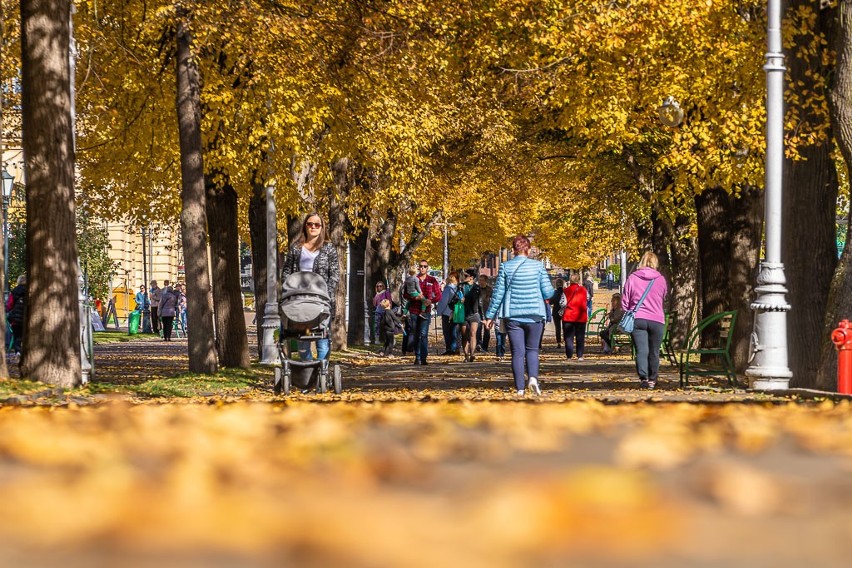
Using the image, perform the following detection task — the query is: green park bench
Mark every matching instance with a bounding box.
[587,308,608,343]
[677,310,738,388]
[611,312,676,365]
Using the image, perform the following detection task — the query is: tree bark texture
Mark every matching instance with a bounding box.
[666,211,698,350]
[248,180,268,350]
[328,158,349,351]
[820,0,852,390]
[347,224,368,346]
[175,12,217,374]
[695,187,762,372]
[19,0,82,386]
[206,176,249,368]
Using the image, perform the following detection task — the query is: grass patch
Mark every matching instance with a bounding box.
[93,331,161,345]
[0,378,56,399]
[86,365,272,398]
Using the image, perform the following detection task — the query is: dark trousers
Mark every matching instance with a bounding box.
[441,315,459,352]
[151,307,160,333]
[632,318,665,381]
[495,330,507,358]
[562,321,587,359]
[382,332,396,355]
[505,320,544,391]
[9,320,23,353]
[552,316,562,345]
[476,324,491,352]
[161,316,175,341]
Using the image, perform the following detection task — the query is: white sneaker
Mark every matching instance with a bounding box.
[577,357,584,362]
[528,377,541,396]
[515,389,525,396]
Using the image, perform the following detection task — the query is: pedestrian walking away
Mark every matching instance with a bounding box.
[6,275,27,358]
[436,272,460,355]
[458,269,482,362]
[159,280,177,341]
[484,235,554,396]
[280,212,340,361]
[402,260,441,365]
[622,251,668,389]
[550,278,564,348]
[379,298,403,356]
[561,273,589,361]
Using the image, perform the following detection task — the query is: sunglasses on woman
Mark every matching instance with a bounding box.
[305,222,322,228]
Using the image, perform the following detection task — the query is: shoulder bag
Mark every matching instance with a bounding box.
[618,279,655,334]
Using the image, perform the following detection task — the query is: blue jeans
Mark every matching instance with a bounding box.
[505,319,544,391]
[632,318,664,381]
[409,313,431,362]
[299,338,330,361]
[495,330,507,358]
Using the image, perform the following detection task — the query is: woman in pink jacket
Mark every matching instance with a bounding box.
[621,252,668,389]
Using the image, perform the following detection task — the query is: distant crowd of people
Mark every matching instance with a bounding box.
[370,240,667,396]
[135,279,187,341]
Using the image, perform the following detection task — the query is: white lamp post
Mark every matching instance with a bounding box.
[259,183,280,365]
[745,0,792,390]
[1,169,13,296]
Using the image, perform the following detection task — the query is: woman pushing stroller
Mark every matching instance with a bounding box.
[280,212,340,360]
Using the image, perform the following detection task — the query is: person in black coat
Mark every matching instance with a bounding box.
[6,275,27,355]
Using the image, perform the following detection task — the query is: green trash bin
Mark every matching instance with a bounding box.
[128,310,141,335]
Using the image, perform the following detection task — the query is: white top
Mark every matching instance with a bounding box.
[300,247,319,272]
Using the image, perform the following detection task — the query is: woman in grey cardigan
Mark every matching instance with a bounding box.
[280,212,340,360]
[484,235,555,396]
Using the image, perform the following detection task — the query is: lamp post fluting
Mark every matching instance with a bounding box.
[1,170,12,297]
[745,0,792,389]
[260,183,280,365]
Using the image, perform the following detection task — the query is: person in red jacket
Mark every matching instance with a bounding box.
[403,260,442,365]
[561,272,589,361]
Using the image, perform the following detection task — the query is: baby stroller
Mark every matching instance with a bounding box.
[274,271,342,395]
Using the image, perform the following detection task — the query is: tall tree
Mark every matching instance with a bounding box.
[820,0,852,390]
[19,0,82,386]
[783,0,839,387]
[175,4,216,374]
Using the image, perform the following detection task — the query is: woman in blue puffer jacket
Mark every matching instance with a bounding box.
[484,235,555,397]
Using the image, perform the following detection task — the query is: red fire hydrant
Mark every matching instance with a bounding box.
[832,320,852,395]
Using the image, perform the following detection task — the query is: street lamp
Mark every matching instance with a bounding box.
[440,217,457,282]
[745,0,792,389]
[1,169,14,296]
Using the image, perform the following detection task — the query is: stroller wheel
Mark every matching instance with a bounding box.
[333,364,342,394]
[273,367,291,395]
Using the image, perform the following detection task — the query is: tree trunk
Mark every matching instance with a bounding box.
[175,9,216,374]
[328,158,349,351]
[206,176,249,368]
[667,211,698,349]
[19,0,81,386]
[347,224,368,346]
[783,0,839,387]
[820,0,852,390]
[728,185,763,372]
[248,179,268,350]
[695,188,732,350]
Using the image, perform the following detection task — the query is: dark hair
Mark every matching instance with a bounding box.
[512,235,531,255]
[300,212,327,248]
[465,268,477,278]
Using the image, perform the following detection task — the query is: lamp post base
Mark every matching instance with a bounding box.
[746,261,792,391]
[260,302,280,365]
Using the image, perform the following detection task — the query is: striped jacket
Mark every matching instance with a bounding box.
[485,255,554,321]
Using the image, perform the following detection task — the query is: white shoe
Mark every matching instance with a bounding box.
[515,389,525,396]
[528,377,541,396]
[577,357,584,362]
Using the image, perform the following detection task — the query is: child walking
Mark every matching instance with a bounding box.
[380,299,403,356]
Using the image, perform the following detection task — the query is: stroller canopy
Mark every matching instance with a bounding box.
[279,272,331,330]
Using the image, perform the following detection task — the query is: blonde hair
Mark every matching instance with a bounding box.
[638,251,659,270]
[380,298,392,309]
[408,266,418,276]
[569,272,581,284]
